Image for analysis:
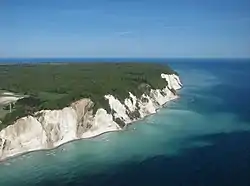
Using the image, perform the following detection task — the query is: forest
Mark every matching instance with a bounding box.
[0,62,176,128]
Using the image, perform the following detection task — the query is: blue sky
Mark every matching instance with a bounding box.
[1,0,250,58]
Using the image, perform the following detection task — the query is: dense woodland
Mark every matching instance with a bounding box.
[0,62,176,128]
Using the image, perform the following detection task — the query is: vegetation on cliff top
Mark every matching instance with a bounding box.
[0,62,177,128]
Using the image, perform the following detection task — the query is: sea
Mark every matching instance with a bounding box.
[0,58,250,186]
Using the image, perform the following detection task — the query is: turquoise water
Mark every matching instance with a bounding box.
[0,59,250,186]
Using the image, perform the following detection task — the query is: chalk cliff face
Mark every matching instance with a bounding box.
[0,74,182,160]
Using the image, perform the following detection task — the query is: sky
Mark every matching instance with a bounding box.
[0,0,250,58]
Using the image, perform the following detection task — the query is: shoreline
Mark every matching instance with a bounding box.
[0,95,180,163]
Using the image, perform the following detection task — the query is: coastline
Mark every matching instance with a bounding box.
[0,73,182,162]
[0,95,180,163]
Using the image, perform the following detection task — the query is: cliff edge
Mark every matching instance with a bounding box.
[0,73,182,161]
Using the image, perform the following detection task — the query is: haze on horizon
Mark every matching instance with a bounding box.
[1,0,250,59]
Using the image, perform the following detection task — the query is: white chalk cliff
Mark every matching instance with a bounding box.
[0,74,182,160]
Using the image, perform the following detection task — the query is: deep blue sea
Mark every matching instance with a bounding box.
[0,59,250,186]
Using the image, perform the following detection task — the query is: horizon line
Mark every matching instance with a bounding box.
[0,57,250,60]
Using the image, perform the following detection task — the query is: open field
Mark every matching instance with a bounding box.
[0,90,25,123]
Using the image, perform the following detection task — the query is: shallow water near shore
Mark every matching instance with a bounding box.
[0,59,250,186]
